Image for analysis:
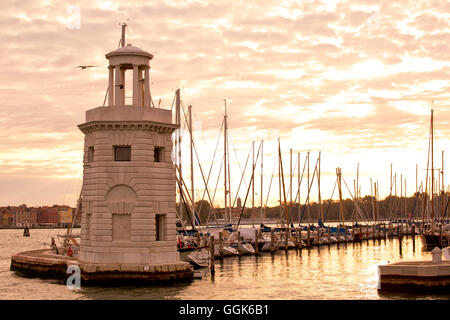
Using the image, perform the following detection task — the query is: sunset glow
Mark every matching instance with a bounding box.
[1,0,449,208]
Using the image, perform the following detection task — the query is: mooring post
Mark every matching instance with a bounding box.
[237,231,242,256]
[270,229,275,253]
[219,232,224,259]
[366,225,369,244]
[209,235,215,274]
[307,226,311,247]
[196,232,201,247]
[254,229,259,256]
[285,228,289,250]
[344,226,348,244]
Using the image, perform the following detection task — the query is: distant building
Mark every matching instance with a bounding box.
[57,206,73,227]
[38,206,59,226]
[11,204,29,227]
[0,207,13,227]
[236,197,242,209]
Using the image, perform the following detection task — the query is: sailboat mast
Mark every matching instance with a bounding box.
[442,150,445,222]
[290,148,293,225]
[371,178,375,221]
[261,140,264,224]
[337,168,344,226]
[175,89,184,222]
[188,105,195,225]
[307,152,310,223]
[318,151,322,222]
[298,152,301,223]
[431,109,434,221]
[252,141,255,226]
[223,100,228,223]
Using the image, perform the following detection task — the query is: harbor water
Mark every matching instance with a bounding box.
[1,228,449,300]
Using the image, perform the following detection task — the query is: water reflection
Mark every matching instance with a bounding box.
[2,229,450,300]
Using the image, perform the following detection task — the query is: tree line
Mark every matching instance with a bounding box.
[177,192,450,225]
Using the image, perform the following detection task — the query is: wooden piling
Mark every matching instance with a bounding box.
[209,235,215,274]
[307,226,311,247]
[237,231,242,256]
[254,229,259,255]
[344,226,348,244]
[196,233,201,247]
[285,228,289,250]
[270,229,275,253]
[219,232,224,259]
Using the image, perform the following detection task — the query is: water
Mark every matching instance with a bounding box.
[1,228,449,300]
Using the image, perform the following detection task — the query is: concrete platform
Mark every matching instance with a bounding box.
[378,260,450,293]
[10,249,194,285]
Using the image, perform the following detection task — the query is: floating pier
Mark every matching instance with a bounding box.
[378,247,450,293]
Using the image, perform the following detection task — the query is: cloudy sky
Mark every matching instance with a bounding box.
[1,0,449,209]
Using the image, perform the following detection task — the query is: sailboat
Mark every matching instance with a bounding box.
[420,109,450,250]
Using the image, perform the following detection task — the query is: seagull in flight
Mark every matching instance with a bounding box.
[75,65,98,70]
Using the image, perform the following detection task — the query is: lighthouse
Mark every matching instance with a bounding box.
[77,28,192,282]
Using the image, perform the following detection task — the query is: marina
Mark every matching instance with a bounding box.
[1,0,450,305]
[1,228,449,300]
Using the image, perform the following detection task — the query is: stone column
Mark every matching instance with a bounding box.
[138,66,143,106]
[133,65,139,106]
[144,66,150,107]
[120,68,126,106]
[108,66,114,107]
[114,65,121,107]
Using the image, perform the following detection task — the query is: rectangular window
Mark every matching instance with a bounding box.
[154,147,164,162]
[114,146,131,161]
[88,146,94,162]
[155,214,165,241]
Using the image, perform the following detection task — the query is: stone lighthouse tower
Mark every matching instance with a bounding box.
[77,30,192,282]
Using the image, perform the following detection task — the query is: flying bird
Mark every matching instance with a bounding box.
[75,65,98,70]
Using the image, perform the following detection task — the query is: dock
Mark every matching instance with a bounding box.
[11,249,194,285]
[378,248,450,293]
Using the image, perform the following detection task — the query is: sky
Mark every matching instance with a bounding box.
[0,0,449,208]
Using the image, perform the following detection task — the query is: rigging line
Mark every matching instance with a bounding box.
[175,164,202,227]
[206,154,225,226]
[285,155,298,202]
[323,177,338,222]
[264,154,278,208]
[236,141,262,229]
[190,118,223,221]
[179,102,218,222]
[293,153,308,205]
[227,129,249,188]
[341,176,367,221]
[231,143,254,208]
[299,157,319,222]
[198,119,225,215]
[175,169,197,229]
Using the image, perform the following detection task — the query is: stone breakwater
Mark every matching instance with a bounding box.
[10,249,193,285]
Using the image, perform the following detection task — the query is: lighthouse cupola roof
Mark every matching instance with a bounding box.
[105,44,153,60]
